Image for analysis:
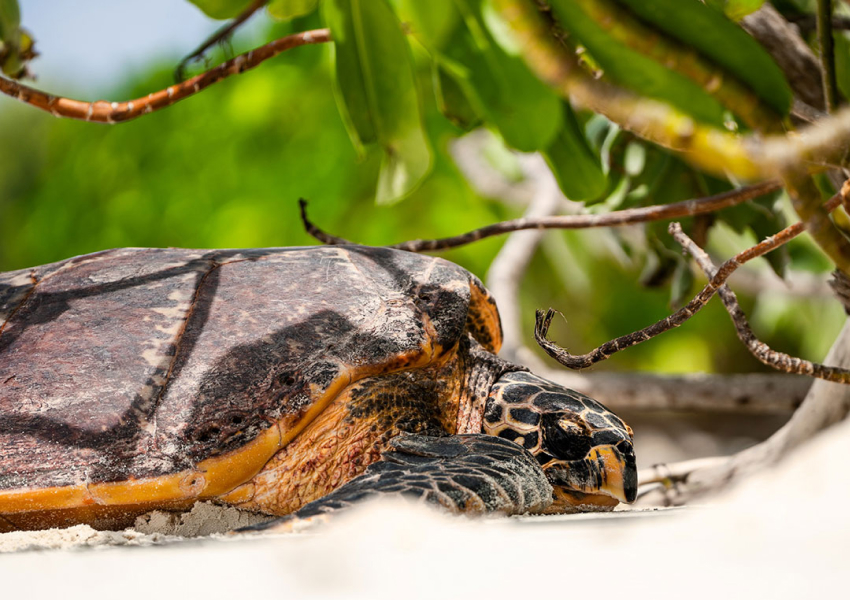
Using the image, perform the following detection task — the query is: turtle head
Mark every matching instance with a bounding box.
[483,371,637,510]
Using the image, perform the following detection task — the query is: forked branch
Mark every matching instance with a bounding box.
[534,192,850,382]
[175,0,270,82]
[299,181,781,251]
[671,223,850,382]
[0,29,331,123]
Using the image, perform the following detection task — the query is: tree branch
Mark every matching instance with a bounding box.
[175,0,270,82]
[0,29,331,123]
[637,319,850,504]
[547,371,809,415]
[743,5,826,111]
[670,223,850,382]
[533,193,846,375]
[571,0,783,132]
[494,0,850,180]
[299,182,782,251]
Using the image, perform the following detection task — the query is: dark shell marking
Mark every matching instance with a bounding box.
[0,246,501,494]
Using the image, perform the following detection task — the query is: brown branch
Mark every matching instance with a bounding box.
[637,319,850,505]
[175,0,270,82]
[671,223,850,383]
[299,182,782,251]
[299,198,353,245]
[534,193,844,371]
[744,5,826,111]
[0,29,331,123]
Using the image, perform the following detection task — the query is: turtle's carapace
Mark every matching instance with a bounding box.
[0,246,635,531]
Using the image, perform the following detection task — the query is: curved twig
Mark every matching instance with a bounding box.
[175,0,269,82]
[299,181,781,251]
[0,29,331,123]
[534,192,846,376]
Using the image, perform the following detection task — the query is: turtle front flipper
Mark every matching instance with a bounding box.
[242,434,553,532]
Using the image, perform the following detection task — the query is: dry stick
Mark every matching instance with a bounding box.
[0,29,331,123]
[534,193,849,380]
[299,181,782,251]
[670,223,850,382]
[175,0,270,82]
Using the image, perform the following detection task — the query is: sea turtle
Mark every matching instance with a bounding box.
[0,246,636,532]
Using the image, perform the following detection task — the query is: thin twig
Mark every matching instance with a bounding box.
[534,193,844,372]
[299,181,782,251]
[175,0,270,82]
[0,29,331,123]
[671,224,850,382]
[817,0,840,112]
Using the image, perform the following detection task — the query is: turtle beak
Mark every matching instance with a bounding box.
[545,442,638,506]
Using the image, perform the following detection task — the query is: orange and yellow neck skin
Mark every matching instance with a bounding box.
[483,371,637,509]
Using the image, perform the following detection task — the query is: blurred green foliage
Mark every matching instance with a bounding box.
[0,2,844,376]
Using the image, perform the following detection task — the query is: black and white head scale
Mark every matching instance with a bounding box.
[483,371,634,467]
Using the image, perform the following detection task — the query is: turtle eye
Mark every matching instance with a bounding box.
[557,416,584,436]
[541,413,592,462]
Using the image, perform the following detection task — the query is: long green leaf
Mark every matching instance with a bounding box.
[268,0,318,20]
[0,0,33,79]
[615,0,791,115]
[0,0,20,42]
[186,0,254,20]
[406,0,563,152]
[434,65,482,131]
[549,0,728,127]
[542,103,607,202]
[324,0,433,204]
[706,0,765,21]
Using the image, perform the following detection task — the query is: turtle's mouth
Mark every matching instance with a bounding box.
[544,444,638,507]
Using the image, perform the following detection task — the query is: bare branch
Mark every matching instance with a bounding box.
[671,223,850,382]
[534,193,844,372]
[175,0,269,82]
[637,319,850,504]
[743,5,826,111]
[535,369,810,415]
[299,182,782,251]
[0,29,331,123]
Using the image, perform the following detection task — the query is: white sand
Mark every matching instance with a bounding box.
[2,417,849,598]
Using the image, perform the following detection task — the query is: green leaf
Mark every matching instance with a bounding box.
[268,0,318,20]
[186,0,254,20]
[835,32,850,102]
[433,65,482,131]
[0,0,34,79]
[324,0,433,204]
[409,0,563,151]
[0,0,20,42]
[391,0,459,48]
[541,103,607,201]
[705,0,765,21]
[614,0,792,115]
[549,0,728,126]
